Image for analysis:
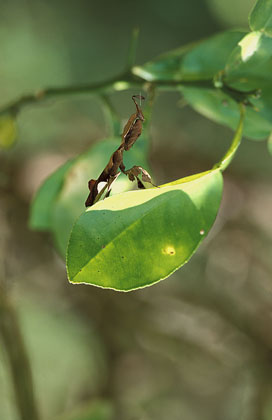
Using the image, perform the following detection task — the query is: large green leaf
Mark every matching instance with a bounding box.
[249,0,272,36]
[224,31,272,91]
[181,86,272,139]
[67,170,223,291]
[49,137,149,256]
[132,31,245,82]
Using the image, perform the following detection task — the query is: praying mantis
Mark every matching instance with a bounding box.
[85,95,153,207]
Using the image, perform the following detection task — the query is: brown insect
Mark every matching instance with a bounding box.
[85,95,153,208]
[121,95,145,151]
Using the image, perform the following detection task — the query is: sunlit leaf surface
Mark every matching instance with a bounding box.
[67,170,223,291]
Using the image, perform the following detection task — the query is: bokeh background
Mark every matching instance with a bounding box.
[1,0,272,419]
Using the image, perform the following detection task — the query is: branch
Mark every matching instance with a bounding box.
[99,95,122,137]
[126,27,140,70]
[0,72,137,117]
[0,287,40,420]
[0,71,214,118]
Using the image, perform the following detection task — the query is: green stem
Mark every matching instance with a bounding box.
[99,95,122,138]
[126,27,140,70]
[0,71,214,118]
[213,103,245,171]
[0,73,133,117]
[0,287,40,420]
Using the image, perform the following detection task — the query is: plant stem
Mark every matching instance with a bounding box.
[126,28,140,70]
[99,95,122,138]
[0,71,214,118]
[0,287,40,420]
[213,102,245,171]
[0,73,133,117]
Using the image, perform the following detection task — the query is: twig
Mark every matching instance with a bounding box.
[126,27,140,70]
[99,95,122,137]
[0,71,214,118]
[0,72,135,117]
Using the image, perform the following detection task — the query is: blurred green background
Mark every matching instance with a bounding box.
[1,0,272,419]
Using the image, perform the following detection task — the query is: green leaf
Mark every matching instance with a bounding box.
[29,136,146,233]
[249,0,272,36]
[42,137,149,256]
[67,170,223,291]
[224,31,272,91]
[29,159,75,230]
[133,31,245,82]
[0,114,17,149]
[181,86,272,140]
